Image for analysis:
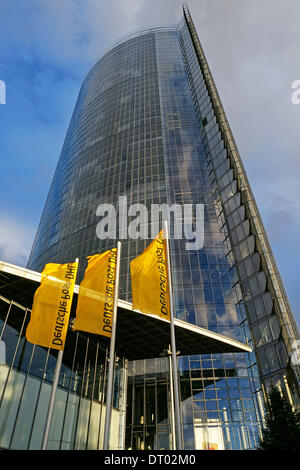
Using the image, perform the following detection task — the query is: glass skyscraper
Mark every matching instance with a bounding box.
[26,4,300,450]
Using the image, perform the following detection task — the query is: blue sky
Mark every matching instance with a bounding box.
[0,0,299,327]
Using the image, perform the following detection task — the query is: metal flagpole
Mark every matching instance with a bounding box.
[103,241,121,450]
[42,349,63,450]
[164,220,183,450]
[168,345,176,450]
[42,257,79,450]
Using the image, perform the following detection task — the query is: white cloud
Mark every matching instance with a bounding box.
[0,213,35,267]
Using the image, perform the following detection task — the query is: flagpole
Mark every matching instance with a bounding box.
[42,348,63,450]
[164,220,183,450]
[168,345,176,450]
[42,257,79,450]
[103,241,121,450]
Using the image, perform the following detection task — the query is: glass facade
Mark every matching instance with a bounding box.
[22,5,299,450]
[180,5,300,411]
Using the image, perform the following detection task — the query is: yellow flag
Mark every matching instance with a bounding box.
[26,262,78,350]
[130,231,170,321]
[73,249,117,338]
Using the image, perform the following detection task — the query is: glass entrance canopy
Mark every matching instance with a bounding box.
[0,260,251,361]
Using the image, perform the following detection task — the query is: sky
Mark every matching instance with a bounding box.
[0,0,299,327]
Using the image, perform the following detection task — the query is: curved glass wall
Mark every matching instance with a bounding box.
[27,30,168,296]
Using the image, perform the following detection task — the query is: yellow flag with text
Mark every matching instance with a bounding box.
[130,231,170,321]
[73,249,117,338]
[26,262,78,350]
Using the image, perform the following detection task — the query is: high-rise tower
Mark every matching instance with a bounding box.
[27,5,300,449]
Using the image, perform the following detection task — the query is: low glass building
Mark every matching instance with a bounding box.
[1,4,298,450]
[0,294,127,450]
